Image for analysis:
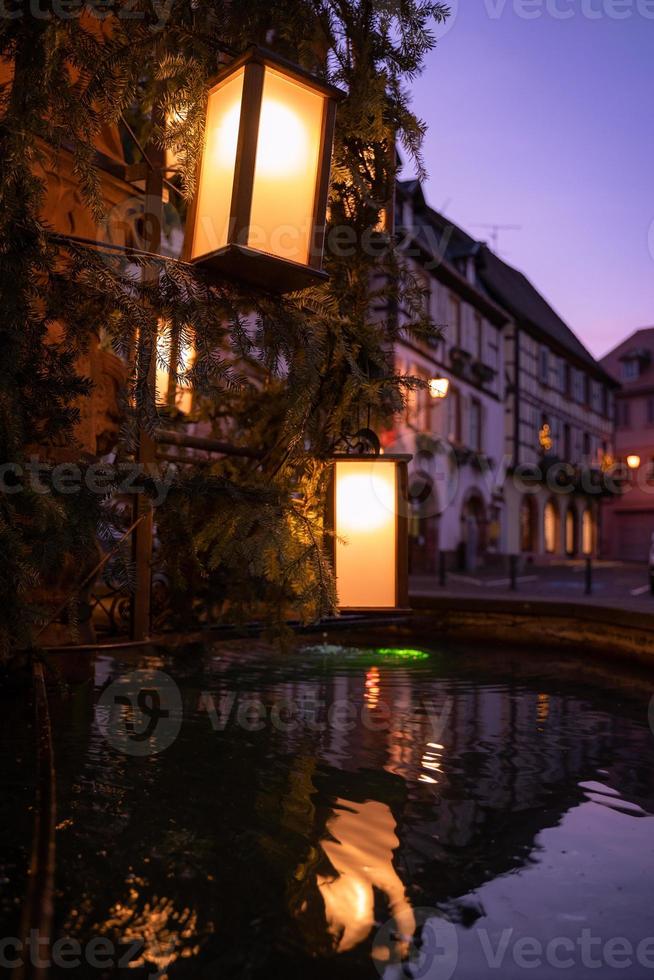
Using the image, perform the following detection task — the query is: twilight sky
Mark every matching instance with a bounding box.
[405,1,654,359]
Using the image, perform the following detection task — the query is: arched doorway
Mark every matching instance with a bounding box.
[460,493,487,572]
[565,504,578,557]
[408,471,439,575]
[582,506,594,556]
[520,495,537,552]
[543,498,560,555]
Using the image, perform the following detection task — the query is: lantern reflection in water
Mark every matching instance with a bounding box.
[317,798,415,954]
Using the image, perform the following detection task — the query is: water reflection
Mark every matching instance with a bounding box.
[317,798,414,952]
[43,641,654,979]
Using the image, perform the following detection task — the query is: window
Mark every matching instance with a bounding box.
[544,500,559,554]
[564,363,572,396]
[487,328,499,372]
[470,399,482,451]
[448,294,462,347]
[447,387,461,443]
[563,423,571,461]
[582,508,594,556]
[617,400,631,428]
[472,313,483,360]
[583,432,591,458]
[621,358,640,381]
[539,346,549,385]
[416,269,431,318]
[572,370,585,404]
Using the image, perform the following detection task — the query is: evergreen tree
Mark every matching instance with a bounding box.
[0,0,448,654]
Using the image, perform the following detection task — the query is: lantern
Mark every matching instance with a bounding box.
[156,321,195,415]
[626,454,641,470]
[327,454,411,611]
[429,377,450,400]
[186,46,344,293]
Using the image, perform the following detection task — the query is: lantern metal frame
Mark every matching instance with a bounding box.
[184,45,345,293]
[325,453,412,613]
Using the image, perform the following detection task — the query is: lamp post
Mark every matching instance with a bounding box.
[327,453,412,611]
[185,45,344,292]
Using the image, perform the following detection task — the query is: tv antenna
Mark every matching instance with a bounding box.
[473,223,522,252]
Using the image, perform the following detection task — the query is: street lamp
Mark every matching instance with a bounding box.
[327,454,411,611]
[186,46,344,293]
[429,377,449,399]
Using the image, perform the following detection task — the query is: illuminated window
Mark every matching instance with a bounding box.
[582,508,594,555]
[544,499,559,554]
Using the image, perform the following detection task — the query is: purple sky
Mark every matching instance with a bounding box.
[406,1,654,359]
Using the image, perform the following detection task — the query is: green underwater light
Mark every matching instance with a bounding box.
[374,647,430,661]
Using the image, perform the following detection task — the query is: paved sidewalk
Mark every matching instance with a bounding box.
[410,560,654,615]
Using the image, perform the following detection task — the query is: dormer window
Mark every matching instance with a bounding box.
[619,348,650,381]
[621,359,640,381]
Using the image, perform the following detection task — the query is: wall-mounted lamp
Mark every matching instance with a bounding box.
[429,377,450,400]
[186,46,344,293]
[626,454,641,470]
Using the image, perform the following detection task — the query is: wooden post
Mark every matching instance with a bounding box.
[131,131,164,641]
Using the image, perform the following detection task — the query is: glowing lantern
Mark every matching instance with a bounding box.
[156,322,195,415]
[429,377,450,399]
[186,46,344,292]
[626,454,641,470]
[327,455,411,611]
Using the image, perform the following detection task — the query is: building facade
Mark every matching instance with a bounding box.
[601,328,654,561]
[388,183,509,573]
[394,181,617,571]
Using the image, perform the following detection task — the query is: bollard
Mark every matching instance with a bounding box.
[509,554,518,592]
[585,556,592,596]
[439,550,447,588]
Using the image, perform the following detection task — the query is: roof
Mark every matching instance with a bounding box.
[397,180,618,387]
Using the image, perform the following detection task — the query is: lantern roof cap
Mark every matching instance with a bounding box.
[331,453,413,463]
[209,45,346,102]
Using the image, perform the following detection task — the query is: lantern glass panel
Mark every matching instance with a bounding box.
[156,323,195,414]
[192,68,245,259]
[248,67,326,265]
[335,460,397,609]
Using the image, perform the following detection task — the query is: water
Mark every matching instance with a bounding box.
[10,633,654,978]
